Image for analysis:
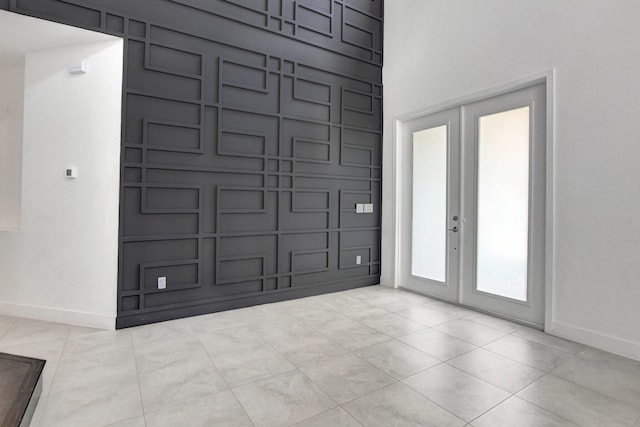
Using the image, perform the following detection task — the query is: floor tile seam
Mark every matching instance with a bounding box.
[393,311,454,328]
[0,318,16,340]
[329,376,402,407]
[503,395,583,427]
[479,344,557,372]
[60,340,135,362]
[392,331,451,361]
[49,369,136,395]
[196,340,257,427]
[228,360,299,389]
[433,321,510,347]
[418,304,467,318]
[197,337,239,391]
[251,319,317,344]
[300,406,365,427]
[516,372,640,421]
[132,336,205,358]
[293,365,344,409]
[548,353,581,378]
[230,367,343,427]
[362,320,429,338]
[371,304,405,313]
[104,415,146,427]
[190,318,256,338]
[434,362,517,398]
[487,325,560,348]
[397,376,477,424]
[279,338,354,370]
[394,359,447,381]
[194,323,273,350]
[350,337,396,355]
[288,315,348,333]
[292,346,381,377]
[134,349,212,377]
[441,358,544,395]
[560,349,640,376]
[227,387,258,427]
[141,389,248,426]
[347,349,405,384]
[307,319,395,347]
[580,346,640,366]
[437,343,479,363]
[511,331,583,355]
[39,375,143,427]
[38,326,72,414]
[541,368,640,411]
[131,328,188,355]
[135,339,229,416]
[513,375,586,424]
[463,393,515,424]
[58,342,137,365]
[253,325,310,363]
[453,315,520,335]
[210,340,295,372]
[333,403,365,427]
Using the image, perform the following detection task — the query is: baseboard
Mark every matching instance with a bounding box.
[116,277,379,329]
[548,320,640,362]
[0,301,115,330]
[379,277,396,288]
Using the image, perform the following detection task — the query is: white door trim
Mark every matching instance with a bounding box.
[389,70,555,330]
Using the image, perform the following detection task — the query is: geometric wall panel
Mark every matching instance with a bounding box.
[2,0,382,328]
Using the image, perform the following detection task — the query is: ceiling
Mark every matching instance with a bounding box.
[0,9,118,67]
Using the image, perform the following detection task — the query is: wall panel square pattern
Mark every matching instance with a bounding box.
[1,0,383,328]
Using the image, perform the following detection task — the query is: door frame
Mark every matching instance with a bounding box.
[389,71,555,329]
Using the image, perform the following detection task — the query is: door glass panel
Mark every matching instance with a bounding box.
[476,106,530,301]
[412,125,447,282]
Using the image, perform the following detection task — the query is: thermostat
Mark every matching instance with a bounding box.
[65,167,78,179]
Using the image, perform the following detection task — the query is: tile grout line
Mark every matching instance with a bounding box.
[30,325,73,427]
[195,323,257,427]
[129,331,148,425]
[528,371,640,418]
[398,372,474,425]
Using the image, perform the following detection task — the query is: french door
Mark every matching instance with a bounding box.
[399,83,546,327]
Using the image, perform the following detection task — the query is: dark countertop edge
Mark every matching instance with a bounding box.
[0,352,46,427]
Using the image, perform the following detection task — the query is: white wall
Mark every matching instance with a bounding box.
[382,0,640,360]
[0,64,24,230]
[0,39,123,329]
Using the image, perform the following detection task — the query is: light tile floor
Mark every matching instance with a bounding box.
[1,286,639,427]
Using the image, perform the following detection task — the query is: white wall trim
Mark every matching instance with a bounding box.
[543,69,556,332]
[0,301,115,330]
[549,320,640,362]
[387,70,556,327]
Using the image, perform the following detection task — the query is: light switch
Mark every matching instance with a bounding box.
[157,276,167,290]
[364,203,374,213]
[356,255,362,265]
[356,203,364,213]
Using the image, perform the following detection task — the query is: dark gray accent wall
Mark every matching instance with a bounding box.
[2,0,382,328]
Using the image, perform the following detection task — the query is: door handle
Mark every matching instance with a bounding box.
[448,226,458,232]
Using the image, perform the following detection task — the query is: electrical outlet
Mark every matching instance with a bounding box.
[355,203,364,213]
[157,276,167,290]
[356,255,362,265]
[364,203,374,213]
